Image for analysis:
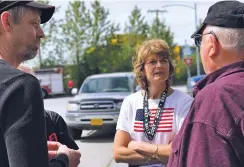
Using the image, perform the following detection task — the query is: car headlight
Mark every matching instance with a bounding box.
[115,102,123,109]
[67,103,79,111]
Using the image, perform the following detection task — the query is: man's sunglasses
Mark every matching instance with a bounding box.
[194,31,218,48]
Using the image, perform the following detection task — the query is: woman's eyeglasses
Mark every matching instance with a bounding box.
[194,31,218,48]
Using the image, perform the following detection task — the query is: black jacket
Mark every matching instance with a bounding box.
[0,60,68,167]
[45,110,79,150]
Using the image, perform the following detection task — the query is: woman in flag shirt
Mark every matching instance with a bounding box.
[113,39,193,167]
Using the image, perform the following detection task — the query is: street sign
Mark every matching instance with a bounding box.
[184,57,193,67]
[182,44,193,58]
[182,44,193,67]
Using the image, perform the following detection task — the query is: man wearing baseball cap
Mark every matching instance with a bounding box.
[0,1,80,167]
[167,1,244,167]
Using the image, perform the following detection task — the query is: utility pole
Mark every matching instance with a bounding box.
[194,3,201,76]
[148,9,167,18]
[147,9,167,35]
[162,3,201,76]
[185,40,191,81]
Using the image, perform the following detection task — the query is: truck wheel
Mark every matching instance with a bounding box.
[68,127,82,139]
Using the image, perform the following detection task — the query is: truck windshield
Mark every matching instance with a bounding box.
[80,76,131,93]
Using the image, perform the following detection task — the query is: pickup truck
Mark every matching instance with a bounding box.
[65,72,137,139]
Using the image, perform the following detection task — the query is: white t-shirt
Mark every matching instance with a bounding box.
[116,89,193,167]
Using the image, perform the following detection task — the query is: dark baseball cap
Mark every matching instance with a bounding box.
[191,1,244,38]
[0,0,55,24]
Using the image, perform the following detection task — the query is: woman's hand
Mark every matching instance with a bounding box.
[113,130,147,164]
[128,141,156,154]
[128,140,155,158]
[128,140,172,164]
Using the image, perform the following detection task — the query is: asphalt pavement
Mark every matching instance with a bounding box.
[44,85,187,167]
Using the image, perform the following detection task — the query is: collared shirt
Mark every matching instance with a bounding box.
[167,61,244,167]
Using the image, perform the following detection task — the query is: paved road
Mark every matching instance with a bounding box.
[44,85,187,167]
[44,97,124,167]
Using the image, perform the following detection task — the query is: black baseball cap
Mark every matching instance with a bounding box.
[191,1,244,38]
[0,0,55,24]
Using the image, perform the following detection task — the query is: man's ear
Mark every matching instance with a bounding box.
[208,35,219,58]
[1,12,12,32]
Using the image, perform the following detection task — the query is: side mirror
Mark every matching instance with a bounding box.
[71,88,78,95]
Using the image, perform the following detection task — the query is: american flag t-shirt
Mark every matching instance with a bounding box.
[134,108,174,132]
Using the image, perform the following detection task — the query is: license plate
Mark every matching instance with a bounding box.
[90,119,103,126]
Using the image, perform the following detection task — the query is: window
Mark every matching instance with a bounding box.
[80,76,131,93]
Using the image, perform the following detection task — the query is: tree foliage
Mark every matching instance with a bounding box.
[148,14,174,49]
[36,1,195,86]
[37,0,66,68]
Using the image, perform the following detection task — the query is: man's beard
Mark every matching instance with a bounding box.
[23,46,39,61]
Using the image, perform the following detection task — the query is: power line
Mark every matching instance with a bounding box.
[147,9,167,18]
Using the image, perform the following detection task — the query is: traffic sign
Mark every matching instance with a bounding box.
[182,44,193,58]
[184,57,193,67]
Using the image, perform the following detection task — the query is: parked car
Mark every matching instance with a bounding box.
[187,75,206,95]
[65,72,137,139]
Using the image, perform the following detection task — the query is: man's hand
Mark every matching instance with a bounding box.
[47,141,62,160]
[57,145,81,167]
[48,141,81,167]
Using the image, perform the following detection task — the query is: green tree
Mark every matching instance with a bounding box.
[148,14,174,49]
[37,0,66,68]
[114,6,149,72]
[83,0,120,75]
[61,1,91,86]
[124,5,148,45]
[61,1,90,65]
[88,0,119,45]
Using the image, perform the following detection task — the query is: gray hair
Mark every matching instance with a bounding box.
[205,25,244,51]
[8,6,41,24]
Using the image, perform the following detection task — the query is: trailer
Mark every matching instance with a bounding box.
[35,67,65,97]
